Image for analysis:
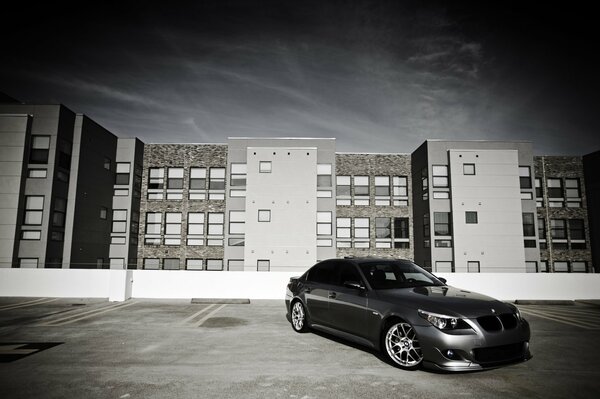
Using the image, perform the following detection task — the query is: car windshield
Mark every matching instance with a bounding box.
[358,260,444,289]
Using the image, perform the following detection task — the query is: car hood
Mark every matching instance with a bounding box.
[374,285,513,318]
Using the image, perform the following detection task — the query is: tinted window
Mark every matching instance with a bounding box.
[359,260,443,289]
[337,262,363,285]
[307,261,336,284]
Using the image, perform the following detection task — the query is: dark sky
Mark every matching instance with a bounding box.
[1,1,598,154]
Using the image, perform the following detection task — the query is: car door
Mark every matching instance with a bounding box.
[328,261,370,338]
[304,260,336,327]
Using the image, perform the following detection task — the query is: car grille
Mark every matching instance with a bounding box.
[477,313,518,332]
[473,342,526,364]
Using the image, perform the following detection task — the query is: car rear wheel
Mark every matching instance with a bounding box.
[383,321,423,369]
[291,301,309,333]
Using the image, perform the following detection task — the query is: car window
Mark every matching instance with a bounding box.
[306,261,336,284]
[336,262,363,286]
[359,260,443,289]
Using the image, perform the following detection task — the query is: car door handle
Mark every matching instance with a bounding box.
[328,292,337,299]
[305,287,311,293]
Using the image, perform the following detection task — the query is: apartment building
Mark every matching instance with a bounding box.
[0,99,597,272]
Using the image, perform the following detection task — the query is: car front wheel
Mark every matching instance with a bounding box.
[291,301,309,333]
[383,321,423,369]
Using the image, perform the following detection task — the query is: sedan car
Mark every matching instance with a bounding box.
[285,258,531,371]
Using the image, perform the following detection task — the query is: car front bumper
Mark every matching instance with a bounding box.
[414,319,532,372]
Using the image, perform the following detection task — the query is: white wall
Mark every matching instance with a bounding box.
[1,269,599,302]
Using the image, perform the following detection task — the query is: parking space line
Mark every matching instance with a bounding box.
[39,301,137,326]
[519,307,600,329]
[0,298,57,312]
[195,304,227,327]
[520,307,600,323]
[179,304,216,325]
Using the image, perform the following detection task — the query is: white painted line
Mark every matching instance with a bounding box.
[518,307,600,323]
[0,298,57,311]
[41,301,137,326]
[179,304,216,325]
[519,308,599,329]
[519,305,600,316]
[194,304,227,327]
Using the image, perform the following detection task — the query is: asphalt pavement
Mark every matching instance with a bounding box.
[0,297,599,399]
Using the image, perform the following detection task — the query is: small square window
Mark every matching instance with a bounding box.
[258,210,271,222]
[259,161,272,173]
[463,164,475,175]
[465,211,478,224]
[100,207,108,219]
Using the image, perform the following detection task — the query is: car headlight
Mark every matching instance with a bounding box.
[418,309,469,330]
[508,304,522,321]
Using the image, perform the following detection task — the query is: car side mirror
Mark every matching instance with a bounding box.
[343,281,365,290]
[437,277,447,284]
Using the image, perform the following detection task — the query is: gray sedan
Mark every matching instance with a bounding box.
[285,258,531,371]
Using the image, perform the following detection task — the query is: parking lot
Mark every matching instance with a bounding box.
[0,298,599,399]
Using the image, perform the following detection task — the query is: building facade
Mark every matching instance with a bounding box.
[0,100,597,273]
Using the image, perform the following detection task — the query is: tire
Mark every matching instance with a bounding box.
[290,300,309,333]
[382,321,423,369]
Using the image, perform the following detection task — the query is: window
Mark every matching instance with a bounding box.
[165,167,183,191]
[421,168,428,200]
[375,218,391,238]
[24,196,44,225]
[375,176,390,196]
[207,213,224,236]
[19,258,39,268]
[103,157,111,170]
[306,260,336,284]
[569,219,586,249]
[257,260,270,272]
[209,168,225,190]
[433,191,449,199]
[519,166,532,189]
[550,219,567,239]
[336,176,351,205]
[229,211,245,234]
[554,261,568,273]
[206,259,224,271]
[435,261,453,273]
[190,167,207,189]
[99,207,108,220]
[115,163,130,185]
[525,261,537,273]
[258,210,271,222]
[463,163,475,175]
[433,212,451,235]
[336,218,351,238]
[186,259,203,270]
[317,164,332,187]
[522,213,535,236]
[465,211,478,224]
[29,135,50,164]
[112,210,127,233]
[354,218,370,247]
[21,230,41,240]
[392,176,408,206]
[144,258,160,270]
[572,261,587,273]
[28,169,47,178]
[187,212,205,245]
[547,178,563,198]
[164,213,182,245]
[111,236,126,244]
[259,161,272,173]
[114,189,129,196]
[148,168,164,189]
[435,239,452,247]
[393,217,409,248]
[52,198,67,227]
[144,212,162,245]
[353,176,369,206]
[432,165,448,188]
[565,178,581,207]
[317,212,332,235]
[539,261,548,273]
[230,164,247,187]
[163,258,180,270]
[228,238,245,246]
[467,261,480,273]
[535,178,543,207]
